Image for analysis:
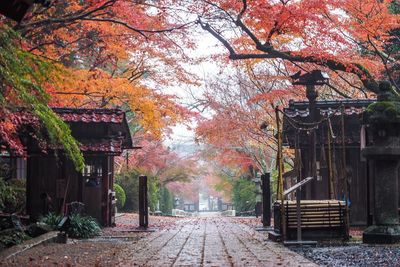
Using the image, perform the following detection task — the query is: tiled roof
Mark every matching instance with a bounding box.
[80,139,124,154]
[284,106,368,118]
[52,108,125,124]
[14,108,133,153]
[284,99,375,118]
[283,99,376,147]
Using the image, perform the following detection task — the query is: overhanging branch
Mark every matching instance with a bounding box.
[198,1,380,94]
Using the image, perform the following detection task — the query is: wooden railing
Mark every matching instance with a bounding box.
[274,200,349,240]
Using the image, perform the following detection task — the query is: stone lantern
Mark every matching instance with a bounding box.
[362,81,400,244]
[291,70,329,193]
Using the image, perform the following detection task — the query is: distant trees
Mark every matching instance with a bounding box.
[232,178,256,213]
[114,134,200,213]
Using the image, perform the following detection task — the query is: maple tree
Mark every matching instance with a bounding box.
[158,0,399,95]
[0,27,84,170]
[116,133,199,184]
[15,0,196,138]
[0,0,198,168]
[195,63,296,174]
[2,0,397,176]
[184,0,399,189]
[115,133,201,210]
[167,179,201,204]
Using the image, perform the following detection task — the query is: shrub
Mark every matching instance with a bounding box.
[40,213,100,239]
[232,178,257,213]
[159,187,173,214]
[114,184,126,210]
[0,229,30,251]
[67,214,101,239]
[147,178,159,212]
[0,177,16,212]
[116,170,160,212]
[116,171,139,212]
[0,178,26,214]
[40,213,62,229]
[5,179,26,214]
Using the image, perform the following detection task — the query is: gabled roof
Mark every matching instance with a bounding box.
[52,108,133,151]
[80,138,124,154]
[284,99,375,118]
[52,108,125,124]
[283,99,376,147]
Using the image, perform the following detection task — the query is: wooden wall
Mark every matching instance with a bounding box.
[299,146,368,225]
[27,154,114,226]
[27,155,62,221]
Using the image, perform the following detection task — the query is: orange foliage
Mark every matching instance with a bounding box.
[11,0,197,137]
[181,0,399,92]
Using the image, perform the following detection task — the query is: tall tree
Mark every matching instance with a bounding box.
[0,27,84,170]
[169,0,399,93]
[0,0,196,165]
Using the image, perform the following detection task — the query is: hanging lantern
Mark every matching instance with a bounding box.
[0,0,51,23]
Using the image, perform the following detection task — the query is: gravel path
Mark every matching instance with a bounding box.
[292,243,400,267]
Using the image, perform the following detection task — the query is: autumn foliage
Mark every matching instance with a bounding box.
[0,1,196,166]
[0,0,399,201]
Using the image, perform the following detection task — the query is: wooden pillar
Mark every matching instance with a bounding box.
[306,84,318,199]
[139,175,148,228]
[262,173,271,227]
[102,156,109,226]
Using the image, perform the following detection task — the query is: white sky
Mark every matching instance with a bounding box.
[163,30,225,151]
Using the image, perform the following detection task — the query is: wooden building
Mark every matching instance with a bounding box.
[283,99,374,226]
[20,108,132,226]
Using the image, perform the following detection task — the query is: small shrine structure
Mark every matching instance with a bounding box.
[3,108,133,226]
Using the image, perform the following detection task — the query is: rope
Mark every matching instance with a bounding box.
[327,118,335,199]
[340,105,350,238]
[278,104,344,131]
[275,107,286,241]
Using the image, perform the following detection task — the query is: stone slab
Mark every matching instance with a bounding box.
[0,231,58,260]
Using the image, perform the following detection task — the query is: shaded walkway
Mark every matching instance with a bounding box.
[2,214,317,266]
[117,216,316,266]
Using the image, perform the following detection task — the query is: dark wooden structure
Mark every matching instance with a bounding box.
[274,200,348,240]
[0,0,51,22]
[25,108,132,226]
[138,175,148,228]
[283,99,375,226]
[262,173,271,227]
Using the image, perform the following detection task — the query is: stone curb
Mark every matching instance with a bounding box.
[0,231,58,260]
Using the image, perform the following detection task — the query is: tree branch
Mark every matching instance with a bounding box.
[198,1,380,94]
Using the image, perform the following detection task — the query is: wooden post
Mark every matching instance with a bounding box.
[295,145,302,242]
[327,120,335,199]
[306,84,318,198]
[340,106,350,238]
[276,107,285,240]
[296,187,302,241]
[262,173,271,227]
[139,175,148,228]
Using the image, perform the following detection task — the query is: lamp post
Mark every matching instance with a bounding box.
[291,70,330,192]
